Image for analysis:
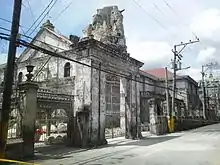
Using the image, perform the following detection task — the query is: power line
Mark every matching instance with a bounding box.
[132,0,170,31]
[24,0,55,36]
[0,18,11,24]
[0,17,39,34]
[163,0,198,39]
[22,0,35,21]
[28,0,58,37]
[153,3,167,17]
[0,27,11,33]
[0,27,194,98]
[163,0,179,17]
[0,28,189,96]
[52,0,74,23]
[0,26,68,53]
[6,12,26,37]
[0,32,187,97]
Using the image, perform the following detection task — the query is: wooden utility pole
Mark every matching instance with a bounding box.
[171,39,199,125]
[0,0,22,157]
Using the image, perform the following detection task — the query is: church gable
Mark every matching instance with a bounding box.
[17,21,71,63]
[18,29,45,63]
[28,43,55,60]
[18,39,56,62]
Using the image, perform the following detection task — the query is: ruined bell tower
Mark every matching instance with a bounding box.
[82,6,126,48]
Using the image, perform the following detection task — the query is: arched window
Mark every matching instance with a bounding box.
[18,72,23,83]
[38,72,45,81]
[64,62,70,77]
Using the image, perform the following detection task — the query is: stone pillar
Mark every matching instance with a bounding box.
[120,77,126,135]
[136,76,142,138]
[75,108,90,147]
[74,59,106,146]
[149,98,158,134]
[122,74,140,139]
[19,82,38,158]
[45,110,51,136]
[185,89,192,117]
[90,61,106,145]
[66,109,75,146]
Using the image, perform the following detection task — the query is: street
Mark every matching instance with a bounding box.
[32,123,220,165]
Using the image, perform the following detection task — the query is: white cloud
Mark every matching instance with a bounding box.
[190,8,220,39]
[196,47,216,64]
[19,0,220,78]
[178,67,201,81]
[127,40,172,67]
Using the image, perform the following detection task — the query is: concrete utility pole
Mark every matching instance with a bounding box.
[0,0,22,158]
[201,62,219,120]
[165,67,172,132]
[165,67,170,117]
[171,39,199,123]
[201,65,207,120]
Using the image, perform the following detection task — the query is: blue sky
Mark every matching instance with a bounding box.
[1,0,220,80]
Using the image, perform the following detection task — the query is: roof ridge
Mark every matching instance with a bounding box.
[45,28,72,44]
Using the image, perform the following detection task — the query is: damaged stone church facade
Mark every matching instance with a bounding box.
[1,6,201,149]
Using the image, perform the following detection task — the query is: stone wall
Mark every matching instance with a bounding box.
[175,118,219,131]
[5,139,23,160]
[37,76,75,95]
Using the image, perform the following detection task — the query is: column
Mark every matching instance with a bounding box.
[149,98,158,134]
[45,110,51,136]
[122,74,140,139]
[74,59,106,146]
[120,77,126,135]
[74,59,92,146]
[135,75,142,138]
[66,109,75,146]
[19,82,38,158]
[90,61,106,145]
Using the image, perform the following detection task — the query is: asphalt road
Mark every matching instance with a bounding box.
[33,123,220,165]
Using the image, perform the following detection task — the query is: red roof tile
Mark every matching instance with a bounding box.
[144,68,174,79]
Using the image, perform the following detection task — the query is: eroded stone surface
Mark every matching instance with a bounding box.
[83,6,126,48]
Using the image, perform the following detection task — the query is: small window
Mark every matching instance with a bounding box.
[64,62,70,77]
[18,72,23,83]
[38,72,45,81]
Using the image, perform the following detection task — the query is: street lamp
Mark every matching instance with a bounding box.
[25,65,35,81]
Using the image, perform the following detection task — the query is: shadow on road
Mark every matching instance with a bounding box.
[105,135,180,148]
[27,145,89,162]
[29,134,180,164]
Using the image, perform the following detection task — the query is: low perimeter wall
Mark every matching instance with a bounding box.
[175,118,220,132]
[5,139,24,160]
[150,116,220,135]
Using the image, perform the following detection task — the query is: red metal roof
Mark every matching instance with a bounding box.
[144,68,174,79]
